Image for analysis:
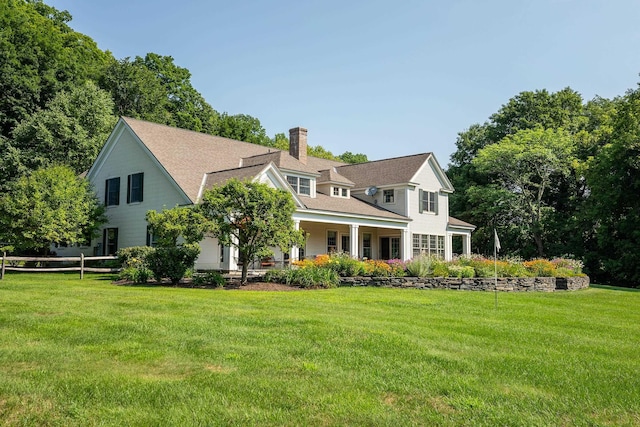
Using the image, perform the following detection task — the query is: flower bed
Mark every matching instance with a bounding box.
[265,253,588,290]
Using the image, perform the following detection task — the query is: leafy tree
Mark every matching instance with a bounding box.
[0,0,110,139]
[338,151,368,164]
[272,132,290,150]
[144,205,209,285]
[0,165,106,254]
[7,81,116,180]
[134,53,219,134]
[215,113,272,146]
[307,144,338,161]
[145,206,208,247]
[100,57,168,122]
[472,128,575,257]
[583,88,640,285]
[448,88,588,256]
[199,179,305,284]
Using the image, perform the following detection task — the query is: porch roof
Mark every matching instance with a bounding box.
[301,193,409,221]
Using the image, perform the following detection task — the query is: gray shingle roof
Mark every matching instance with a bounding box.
[448,216,476,229]
[336,153,432,188]
[318,168,355,186]
[303,193,408,220]
[124,117,340,201]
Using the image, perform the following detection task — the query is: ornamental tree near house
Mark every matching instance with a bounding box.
[0,165,105,254]
[199,179,305,285]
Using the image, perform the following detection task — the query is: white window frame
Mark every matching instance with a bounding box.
[383,189,394,204]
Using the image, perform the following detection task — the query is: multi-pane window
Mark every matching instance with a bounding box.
[420,189,437,213]
[383,189,394,203]
[103,228,118,255]
[412,234,445,258]
[105,177,120,206]
[362,233,372,259]
[327,230,337,253]
[287,176,311,195]
[127,172,144,203]
[332,187,349,198]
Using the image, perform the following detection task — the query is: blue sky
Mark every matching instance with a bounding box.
[48,0,640,166]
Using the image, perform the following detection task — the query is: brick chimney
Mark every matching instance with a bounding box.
[289,127,308,164]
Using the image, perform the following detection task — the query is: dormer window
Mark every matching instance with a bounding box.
[287,176,311,196]
[383,189,394,204]
[332,186,349,198]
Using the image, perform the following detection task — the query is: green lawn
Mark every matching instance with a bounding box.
[0,274,639,426]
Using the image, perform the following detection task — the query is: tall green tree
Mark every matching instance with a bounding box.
[134,53,219,134]
[0,165,106,254]
[584,88,640,285]
[145,206,208,247]
[472,128,576,257]
[100,57,168,123]
[215,113,272,146]
[0,0,110,139]
[199,179,304,284]
[448,88,588,256]
[7,81,116,179]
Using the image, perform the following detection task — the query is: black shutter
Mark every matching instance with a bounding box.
[127,174,131,204]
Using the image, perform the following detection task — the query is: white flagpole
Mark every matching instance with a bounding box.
[494,229,500,309]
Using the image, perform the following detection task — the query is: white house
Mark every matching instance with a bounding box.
[64,117,474,270]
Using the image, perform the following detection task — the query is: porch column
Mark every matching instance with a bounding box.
[401,228,410,261]
[229,233,239,271]
[446,232,454,261]
[350,224,359,258]
[290,220,301,262]
[463,232,471,256]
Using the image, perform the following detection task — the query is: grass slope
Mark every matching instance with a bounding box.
[0,273,639,426]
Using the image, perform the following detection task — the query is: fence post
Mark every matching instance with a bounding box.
[80,253,84,280]
[1,252,5,280]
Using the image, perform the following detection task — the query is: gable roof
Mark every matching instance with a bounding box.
[121,117,341,202]
[336,153,431,188]
[318,168,355,186]
[336,153,454,192]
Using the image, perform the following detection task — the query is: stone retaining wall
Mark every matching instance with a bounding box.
[339,276,589,292]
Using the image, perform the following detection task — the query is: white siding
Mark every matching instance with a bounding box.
[90,129,189,254]
[407,160,450,237]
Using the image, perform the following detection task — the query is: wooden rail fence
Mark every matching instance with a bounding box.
[1,252,119,280]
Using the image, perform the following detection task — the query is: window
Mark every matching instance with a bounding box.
[287,176,311,196]
[127,172,144,203]
[332,187,349,198]
[146,226,158,247]
[105,177,120,206]
[327,230,337,253]
[219,243,225,263]
[341,235,350,254]
[362,233,372,259]
[299,178,310,195]
[412,234,445,258]
[419,189,437,214]
[383,189,394,204]
[103,228,118,255]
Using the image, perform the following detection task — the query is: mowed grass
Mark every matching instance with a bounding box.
[0,274,639,426]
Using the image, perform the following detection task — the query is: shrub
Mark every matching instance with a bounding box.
[363,259,392,277]
[448,265,475,278]
[523,259,556,277]
[406,255,433,277]
[117,246,155,269]
[327,252,365,277]
[146,244,201,285]
[386,259,406,277]
[192,271,225,287]
[118,266,152,284]
[551,258,584,276]
[265,266,339,289]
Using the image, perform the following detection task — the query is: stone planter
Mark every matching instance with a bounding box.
[338,276,589,292]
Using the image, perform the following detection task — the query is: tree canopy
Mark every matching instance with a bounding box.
[0,165,106,253]
[199,179,305,284]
